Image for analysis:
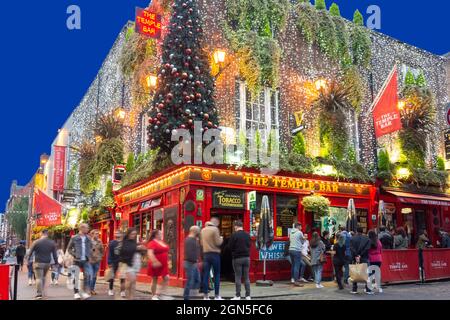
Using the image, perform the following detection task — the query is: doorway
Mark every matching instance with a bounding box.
[211,210,244,281]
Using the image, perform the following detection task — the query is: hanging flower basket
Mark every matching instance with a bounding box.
[301,195,330,217]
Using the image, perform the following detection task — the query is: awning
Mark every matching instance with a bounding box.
[386,190,450,207]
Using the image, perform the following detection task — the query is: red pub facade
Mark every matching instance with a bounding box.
[114,164,377,286]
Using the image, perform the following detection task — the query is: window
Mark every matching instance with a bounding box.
[276,195,298,238]
[235,81,279,145]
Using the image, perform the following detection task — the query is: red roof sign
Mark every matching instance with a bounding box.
[135,7,162,39]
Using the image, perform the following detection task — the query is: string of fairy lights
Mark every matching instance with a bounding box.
[62,0,447,184]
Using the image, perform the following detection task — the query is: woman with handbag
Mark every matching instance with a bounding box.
[310,232,326,289]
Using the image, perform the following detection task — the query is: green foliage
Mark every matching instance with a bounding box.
[351,24,372,68]
[94,113,124,140]
[121,149,172,187]
[67,163,78,190]
[94,138,124,176]
[333,17,352,67]
[100,181,115,208]
[315,0,327,10]
[81,208,89,223]
[9,197,29,240]
[411,168,448,188]
[343,66,365,110]
[296,2,319,45]
[378,149,391,172]
[329,3,341,16]
[280,152,315,174]
[77,141,99,195]
[353,9,364,26]
[404,69,416,86]
[126,153,135,172]
[416,71,427,87]
[316,10,338,60]
[302,195,330,217]
[292,132,306,156]
[436,157,446,171]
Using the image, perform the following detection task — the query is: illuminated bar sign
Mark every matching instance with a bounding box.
[135,7,162,39]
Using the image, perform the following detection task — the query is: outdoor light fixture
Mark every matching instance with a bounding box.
[397,167,411,179]
[146,74,157,88]
[398,100,406,110]
[115,107,126,120]
[95,135,103,144]
[315,79,327,91]
[213,49,226,64]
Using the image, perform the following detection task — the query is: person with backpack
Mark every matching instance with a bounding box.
[350,227,372,294]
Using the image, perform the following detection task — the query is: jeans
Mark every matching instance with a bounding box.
[202,253,221,296]
[300,255,311,279]
[183,261,200,300]
[312,264,323,284]
[27,262,35,280]
[89,262,100,291]
[232,257,250,298]
[289,250,303,281]
[51,264,62,281]
[343,263,350,282]
[73,260,91,293]
[33,263,50,296]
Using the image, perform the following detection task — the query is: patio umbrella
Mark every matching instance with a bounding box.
[346,198,358,232]
[378,200,386,230]
[256,195,274,286]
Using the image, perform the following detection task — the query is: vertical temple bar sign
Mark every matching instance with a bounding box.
[135,7,162,39]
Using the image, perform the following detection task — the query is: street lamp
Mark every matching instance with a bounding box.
[398,100,406,110]
[114,107,126,121]
[315,78,327,91]
[146,74,158,89]
[212,49,229,78]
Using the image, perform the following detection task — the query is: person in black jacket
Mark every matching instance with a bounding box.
[333,233,347,290]
[228,220,251,300]
[15,241,26,270]
[378,226,394,249]
[350,227,372,294]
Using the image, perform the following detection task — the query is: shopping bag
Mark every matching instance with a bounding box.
[349,263,368,283]
[104,267,114,281]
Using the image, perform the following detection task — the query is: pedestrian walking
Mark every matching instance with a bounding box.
[333,233,347,290]
[200,217,224,300]
[229,220,251,300]
[27,229,58,299]
[67,223,93,300]
[368,230,383,293]
[107,230,124,296]
[88,229,104,295]
[350,227,372,294]
[338,226,352,284]
[147,229,172,300]
[394,227,409,249]
[310,232,326,289]
[183,226,201,301]
[299,233,312,283]
[15,241,26,270]
[118,228,139,299]
[50,247,64,285]
[288,223,305,287]
[321,231,332,251]
[25,249,36,286]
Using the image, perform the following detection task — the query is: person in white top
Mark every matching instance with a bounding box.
[299,234,313,283]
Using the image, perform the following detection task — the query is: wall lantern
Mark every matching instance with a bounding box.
[146,74,158,88]
[213,49,226,65]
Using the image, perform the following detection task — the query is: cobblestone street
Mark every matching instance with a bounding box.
[14,268,450,301]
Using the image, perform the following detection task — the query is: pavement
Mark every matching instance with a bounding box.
[11,267,450,300]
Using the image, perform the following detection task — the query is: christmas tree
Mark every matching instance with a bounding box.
[147,0,219,154]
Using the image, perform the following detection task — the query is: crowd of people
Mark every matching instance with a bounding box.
[6,218,450,300]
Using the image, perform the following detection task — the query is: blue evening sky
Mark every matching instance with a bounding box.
[0,0,448,211]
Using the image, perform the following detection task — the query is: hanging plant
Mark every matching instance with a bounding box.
[350,11,372,68]
[302,194,330,217]
[399,86,436,169]
[315,10,338,60]
[313,81,354,160]
[343,65,365,111]
[296,2,319,45]
[74,140,99,195]
[94,113,124,140]
[94,138,124,176]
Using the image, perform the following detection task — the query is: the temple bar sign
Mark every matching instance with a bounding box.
[135,7,162,39]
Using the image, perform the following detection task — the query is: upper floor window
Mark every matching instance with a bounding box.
[234,81,279,144]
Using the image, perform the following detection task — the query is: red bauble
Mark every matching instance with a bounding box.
[182,72,188,79]
[158,103,164,109]
[195,80,201,86]
[196,93,202,99]
[184,62,190,67]
[207,121,213,127]
[186,48,192,55]
[204,113,209,119]
[180,124,186,129]
[188,119,193,125]
[167,93,173,99]
[157,113,162,118]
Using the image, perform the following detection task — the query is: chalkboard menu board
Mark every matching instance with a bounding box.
[356,209,368,234]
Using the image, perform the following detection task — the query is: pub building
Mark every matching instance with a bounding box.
[114,164,377,286]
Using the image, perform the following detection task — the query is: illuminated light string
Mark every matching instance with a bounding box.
[64,0,447,194]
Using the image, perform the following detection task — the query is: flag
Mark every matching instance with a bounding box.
[371,66,402,138]
[34,189,62,227]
